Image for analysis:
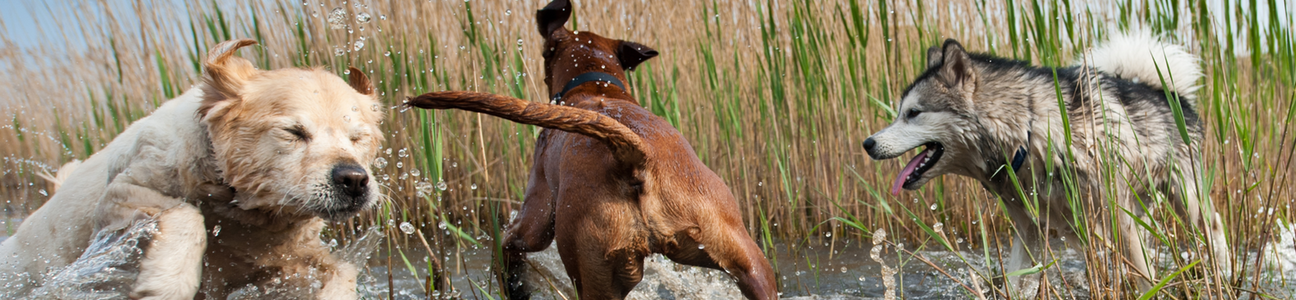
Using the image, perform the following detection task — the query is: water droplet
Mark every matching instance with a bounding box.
[395,162,402,169]
[355,12,371,23]
[697,244,705,250]
[212,225,222,236]
[398,148,409,158]
[399,222,415,234]
[930,203,938,210]
[352,39,365,51]
[373,157,387,169]
[384,51,391,57]
[343,68,351,75]
[327,8,347,29]
[334,47,346,56]
[840,266,848,273]
[38,189,46,196]
[436,181,447,191]
[416,181,433,192]
[505,9,512,15]
[379,14,387,20]
[470,184,477,190]
[409,168,420,177]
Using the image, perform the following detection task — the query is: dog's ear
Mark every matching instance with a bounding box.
[937,39,976,90]
[347,67,375,96]
[536,0,572,37]
[200,39,259,117]
[617,41,658,71]
[926,46,943,70]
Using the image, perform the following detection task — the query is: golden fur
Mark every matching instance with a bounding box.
[0,39,384,299]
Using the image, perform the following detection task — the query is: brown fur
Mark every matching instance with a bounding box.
[405,1,776,299]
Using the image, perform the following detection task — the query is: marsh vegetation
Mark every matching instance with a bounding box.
[1,0,1294,298]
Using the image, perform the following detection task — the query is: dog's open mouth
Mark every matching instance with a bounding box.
[891,142,944,195]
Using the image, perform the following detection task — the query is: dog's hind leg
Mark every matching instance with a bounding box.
[663,222,778,300]
[1116,206,1157,291]
[499,172,557,300]
[1169,165,1231,276]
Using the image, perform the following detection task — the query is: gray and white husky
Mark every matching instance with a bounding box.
[862,32,1228,290]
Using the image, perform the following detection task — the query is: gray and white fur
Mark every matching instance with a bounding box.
[862,31,1227,293]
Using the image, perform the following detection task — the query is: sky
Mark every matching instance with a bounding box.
[1,1,52,50]
[0,0,1292,59]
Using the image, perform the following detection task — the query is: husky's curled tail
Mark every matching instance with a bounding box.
[1087,31,1203,104]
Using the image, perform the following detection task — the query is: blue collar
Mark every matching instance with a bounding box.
[1010,130,1031,171]
[550,72,627,102]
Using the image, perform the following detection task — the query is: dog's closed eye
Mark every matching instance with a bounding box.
[283,125,310,141]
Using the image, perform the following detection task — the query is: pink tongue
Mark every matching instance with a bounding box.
[892,150,930,195]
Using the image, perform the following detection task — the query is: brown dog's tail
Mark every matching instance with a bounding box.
[408,91,648,166]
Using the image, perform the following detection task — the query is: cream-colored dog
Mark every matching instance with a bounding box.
[0,39,385,299]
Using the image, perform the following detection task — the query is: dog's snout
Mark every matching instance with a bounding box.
[862,137,877,156]
[331,164,369,198]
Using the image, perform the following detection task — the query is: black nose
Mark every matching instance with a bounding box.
[331,164,369,198]
[862,137,876,152]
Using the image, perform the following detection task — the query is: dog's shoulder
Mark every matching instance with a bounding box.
[93,88,215,196]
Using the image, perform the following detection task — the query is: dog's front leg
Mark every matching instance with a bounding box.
[1003,205,1043,296]
[93,179,208,299]
[128,202,206,300]
[315,261,360,300]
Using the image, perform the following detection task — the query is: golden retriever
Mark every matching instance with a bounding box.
[0,39,385,299]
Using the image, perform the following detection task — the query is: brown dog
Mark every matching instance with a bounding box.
[406,1,776,299]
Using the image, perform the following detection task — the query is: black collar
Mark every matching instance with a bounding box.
[550,72,627,102]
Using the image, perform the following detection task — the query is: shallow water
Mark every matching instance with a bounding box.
[357,238,1091,300]
[5,218,1296,299]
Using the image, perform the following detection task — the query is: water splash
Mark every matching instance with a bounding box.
[517,245,745,299]
[326,8,347,29]
[869,229,896,300]
[6,218,157,300]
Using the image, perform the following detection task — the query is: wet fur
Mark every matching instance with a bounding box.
[0,39,383,299]
[406,1,777,299]
[864,33,1228,293]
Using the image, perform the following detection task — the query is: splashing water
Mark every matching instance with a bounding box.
[326,8,346,29]
[0,220,388,300]
[512,244,744,300]
[3,218,157,300]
